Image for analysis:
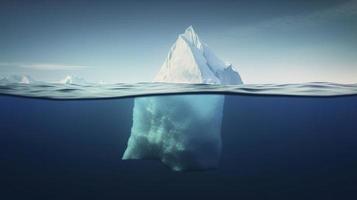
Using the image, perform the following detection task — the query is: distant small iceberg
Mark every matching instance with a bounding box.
[0,75,38,84]
[57,75,89,85]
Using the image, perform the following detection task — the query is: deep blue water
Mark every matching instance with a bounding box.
[1,94,357,199]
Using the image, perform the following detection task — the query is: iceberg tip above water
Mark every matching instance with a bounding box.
[154,26,242,85]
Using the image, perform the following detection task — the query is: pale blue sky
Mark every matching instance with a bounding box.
[0,0,356,83]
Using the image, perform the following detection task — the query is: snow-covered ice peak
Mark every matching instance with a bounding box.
[154,26,243,85]
[180,26,203,51]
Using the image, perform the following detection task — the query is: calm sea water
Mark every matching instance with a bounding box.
[0,82,357,99]
[1,82,357,199]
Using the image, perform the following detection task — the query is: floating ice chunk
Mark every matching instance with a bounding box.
[57,75,89,85]
[123,95,224,171]
[0,75,36,84]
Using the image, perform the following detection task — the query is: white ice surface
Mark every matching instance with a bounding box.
[154,26,242,84]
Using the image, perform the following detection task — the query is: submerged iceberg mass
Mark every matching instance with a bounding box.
[123,26,243,171]
[123,95,224,171]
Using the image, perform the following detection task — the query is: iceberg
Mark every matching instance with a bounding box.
[0,75,37,84]
[57,75,89,85]
[123,26,243,171]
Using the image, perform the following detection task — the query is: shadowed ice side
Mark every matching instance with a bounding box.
[122,26,243,171]
[123,95,224,171]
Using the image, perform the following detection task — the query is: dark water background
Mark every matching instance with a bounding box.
[1,94,357,199]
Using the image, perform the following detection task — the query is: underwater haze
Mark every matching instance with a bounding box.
[1,83,357,199]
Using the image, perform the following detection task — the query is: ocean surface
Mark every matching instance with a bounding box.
[0,82,357,99]
[1,82,357,199]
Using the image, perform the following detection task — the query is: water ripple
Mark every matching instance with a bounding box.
[0,82,356,100]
